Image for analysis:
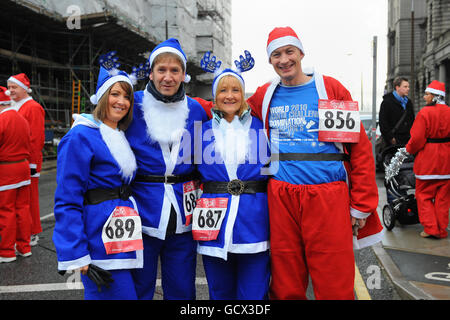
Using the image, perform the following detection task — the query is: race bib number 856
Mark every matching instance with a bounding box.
[318,100,360,143]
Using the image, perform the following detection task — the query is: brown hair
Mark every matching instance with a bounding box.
[151,52,186,73]
[93,81,134,131]
[393,77,409,89]
[214,75,249,118]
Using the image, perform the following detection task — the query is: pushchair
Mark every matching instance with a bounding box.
[382,145,419,230]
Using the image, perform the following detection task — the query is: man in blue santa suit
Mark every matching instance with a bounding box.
[126,38,208,300]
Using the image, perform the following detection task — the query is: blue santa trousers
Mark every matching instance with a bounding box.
[202,251,270,300]
[81,269,138,300]
[131,233,197,300]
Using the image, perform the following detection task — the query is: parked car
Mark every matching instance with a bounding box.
[360,114,380,143]
[360,114,385,171]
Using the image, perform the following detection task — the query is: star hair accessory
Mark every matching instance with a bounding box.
[200,51,222,75]
[90,52,136,105]
[129,61,151,84]
[234,50,255,73]
[200,50,255,98]
[99,51,121,76]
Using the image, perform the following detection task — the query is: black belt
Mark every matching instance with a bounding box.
[427,137,450,143]
[84,185,132,205]
[272,153,350,162]
[135,172,199,184]
[203,179,268,196]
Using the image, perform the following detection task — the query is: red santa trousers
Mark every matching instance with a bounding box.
[0,184,31,257]
[268,179,355,300]
[30,176,42,235]
[415,179,450,239]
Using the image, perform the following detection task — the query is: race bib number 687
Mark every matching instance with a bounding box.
[318,100,360,143]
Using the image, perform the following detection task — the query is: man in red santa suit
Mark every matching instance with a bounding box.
[7,73,45,246]
[0,86,32,263]
[406,81,449,239]
[247,27,383,300]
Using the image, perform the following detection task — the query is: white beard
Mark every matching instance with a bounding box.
[99,123,137,183]
[141,89,189,145]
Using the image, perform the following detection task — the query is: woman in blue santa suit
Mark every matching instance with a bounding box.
[193,52,271,300]
[125,38,208,300]
[53,56,143,300]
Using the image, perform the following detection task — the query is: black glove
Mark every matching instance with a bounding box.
[86,264,114,292]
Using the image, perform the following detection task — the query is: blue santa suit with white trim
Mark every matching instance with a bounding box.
[53,65,143,300]
[125,38,208,300]
[53,114,143,299]
[196,109,271,300]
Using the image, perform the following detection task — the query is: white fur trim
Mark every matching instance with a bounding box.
[99,123,137,183]
[416,174,450,180]
[425,87,445,97]
[267,35,305,60]
[141,89,189,145]
[0,179,31,192]
[7,77,30,92]
[92,75,133,105]
[350,207,371,219]
[213,116,251,166]
[212,72,245,98]
[149,47,187,69]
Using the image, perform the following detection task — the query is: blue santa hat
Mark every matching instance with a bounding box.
[212,69,245,98]
[90,51,135,105]
[200,50,255,98]
[148,38,191,83]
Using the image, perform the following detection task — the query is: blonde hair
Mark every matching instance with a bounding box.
[93,81,134,131]
[214,75,249,117]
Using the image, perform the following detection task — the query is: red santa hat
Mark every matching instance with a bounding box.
[0,86,11,105]
[425,80,445,97]
[7,73,32,94]
[267,26,305,61]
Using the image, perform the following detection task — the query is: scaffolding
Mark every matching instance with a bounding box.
[0,0,232,159]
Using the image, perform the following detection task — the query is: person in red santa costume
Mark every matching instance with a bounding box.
[405,80,449,239]
[0,86,32,263]
[246,27,383,300]
[7,73,45,246]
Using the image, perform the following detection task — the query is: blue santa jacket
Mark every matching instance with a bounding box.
[196,113,270,260]
[53,114,142,271]
[126,89,208,239]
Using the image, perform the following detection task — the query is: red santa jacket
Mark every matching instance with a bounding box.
[247,74,383,249]
[14,97,45,174]
[0,107,31,190]
[406,103,450,180]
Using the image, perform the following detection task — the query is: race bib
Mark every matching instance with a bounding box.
[318,100,360,143]
[183,180,203,226]
[192,198,228,241]
[102,206,143,255]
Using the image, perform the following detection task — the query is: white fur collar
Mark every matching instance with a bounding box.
[213,115,251,166]
[99,123,137,183]
[72,114,137,183]
[141,89,189,144]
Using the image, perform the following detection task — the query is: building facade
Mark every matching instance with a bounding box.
[387,0,450,110]
[0,0,231,131]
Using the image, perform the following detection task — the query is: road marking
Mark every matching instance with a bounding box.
[0,277,209,294]
[40,212,55,221]
[354,263,372,300]
[0,283,83,293]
